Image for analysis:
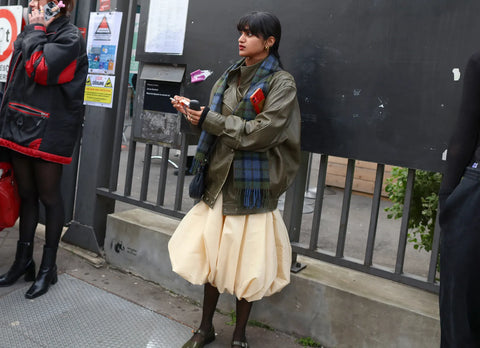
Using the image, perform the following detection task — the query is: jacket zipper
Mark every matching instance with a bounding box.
[8,102,50,118]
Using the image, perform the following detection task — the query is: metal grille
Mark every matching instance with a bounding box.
[88,1,440,294]
[0,274,191,347]
[288,154,440,293]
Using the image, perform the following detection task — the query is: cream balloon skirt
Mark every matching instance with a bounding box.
[168,193,292,302]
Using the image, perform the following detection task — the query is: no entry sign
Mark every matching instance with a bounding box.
[0,6,22,82]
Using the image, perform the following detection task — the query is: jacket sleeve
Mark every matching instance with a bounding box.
[21,23,83,86]
[201,71,301,152]
[439,52,480,200]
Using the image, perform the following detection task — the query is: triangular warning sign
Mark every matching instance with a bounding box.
[86,76,91,86]
[95,16,111,35]
[105,78,112,88]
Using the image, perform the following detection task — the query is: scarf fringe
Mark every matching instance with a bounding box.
[236,188,270,209]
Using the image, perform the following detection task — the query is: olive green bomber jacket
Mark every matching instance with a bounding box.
[200,65,301,215]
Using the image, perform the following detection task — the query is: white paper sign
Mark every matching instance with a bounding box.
[145,0,189,55]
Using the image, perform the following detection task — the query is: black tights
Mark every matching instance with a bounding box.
[11,153,64,248]
[194,283,253,343]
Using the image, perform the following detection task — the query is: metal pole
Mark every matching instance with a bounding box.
[284,151,309,273]
[62,0,135,253]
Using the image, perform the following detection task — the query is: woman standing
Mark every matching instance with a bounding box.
[169,11,301,348]
[0,0,87,299]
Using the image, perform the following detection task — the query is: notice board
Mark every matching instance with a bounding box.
[136,0,480,172]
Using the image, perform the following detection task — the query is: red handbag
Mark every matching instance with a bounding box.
[0,162,20,231]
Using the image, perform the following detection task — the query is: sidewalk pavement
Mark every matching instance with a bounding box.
[0,223,303,348]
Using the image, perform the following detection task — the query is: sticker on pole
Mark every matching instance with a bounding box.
[0,6,22,83]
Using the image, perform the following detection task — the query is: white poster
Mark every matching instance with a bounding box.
[86,11,123,75]
[145,0,189,55]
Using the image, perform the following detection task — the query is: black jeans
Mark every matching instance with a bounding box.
[440,167,480,347]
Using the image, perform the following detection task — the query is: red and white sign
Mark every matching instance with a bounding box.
[0,6,22,82]
[99,0,111,12]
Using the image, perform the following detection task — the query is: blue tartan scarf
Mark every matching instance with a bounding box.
[191,55,281,208]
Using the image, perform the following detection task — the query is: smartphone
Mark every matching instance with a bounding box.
[189,100,201,111]
[43,1,61,21]
[250,88,265,114]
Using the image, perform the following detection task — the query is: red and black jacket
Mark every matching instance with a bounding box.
[0,16,88,164]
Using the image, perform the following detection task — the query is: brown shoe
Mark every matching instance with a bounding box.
[182,326,215,348]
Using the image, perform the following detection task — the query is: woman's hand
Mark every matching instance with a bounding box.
[171,95,204,126]
[170,95,190,114]
[28,7,56,27]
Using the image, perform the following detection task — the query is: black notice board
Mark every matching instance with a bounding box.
[143,81,180,113]
[137,0,480,172]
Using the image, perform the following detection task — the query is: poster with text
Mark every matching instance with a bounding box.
[87,12,122,75]
[84,74,115,108]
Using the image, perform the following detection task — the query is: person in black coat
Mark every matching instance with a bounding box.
[438,51,480,347]
[0,0,87,299]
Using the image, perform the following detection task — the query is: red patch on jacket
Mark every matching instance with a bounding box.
[35,57,48,85]
[25,51,43,78]
[28,139,42,150]
[58,60,77,84]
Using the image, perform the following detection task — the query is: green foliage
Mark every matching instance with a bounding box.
[296,337,324,347]
[226,310,236,326]
[384,167,442,252]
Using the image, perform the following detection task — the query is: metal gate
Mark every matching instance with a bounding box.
[22,0,439,293]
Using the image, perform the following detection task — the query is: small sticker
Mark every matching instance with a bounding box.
[442,149,448,161]
[452,68,461,81]
[190,69,213,83]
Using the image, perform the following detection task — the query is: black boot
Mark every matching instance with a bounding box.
[0,241,36,287]
[25,246,58,299]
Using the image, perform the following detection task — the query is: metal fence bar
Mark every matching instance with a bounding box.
[97,188,185,220]
[395,168,415,274]
[108,0,135,192]
[427,209,441,283]
[309,154,328,250]
[124,140,137,196]
[364,164,385,266]
[155,146,170,206]
[284,152,309,272]
[336,159,355,258]
[174,136,189,211]
[140,144,153,201]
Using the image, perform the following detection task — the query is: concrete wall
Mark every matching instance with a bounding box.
[105,209,440,348]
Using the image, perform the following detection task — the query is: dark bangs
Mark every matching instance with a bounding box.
[237,12,269,39]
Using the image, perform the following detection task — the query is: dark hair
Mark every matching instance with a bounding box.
[237,11,282,66]
[59,0,75,15]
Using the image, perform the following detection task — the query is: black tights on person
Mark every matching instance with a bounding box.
[190,283,253,345]
[0,152,64,297]
[11,152,64,247]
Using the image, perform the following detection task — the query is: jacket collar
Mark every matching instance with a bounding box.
[47,15,70,33]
